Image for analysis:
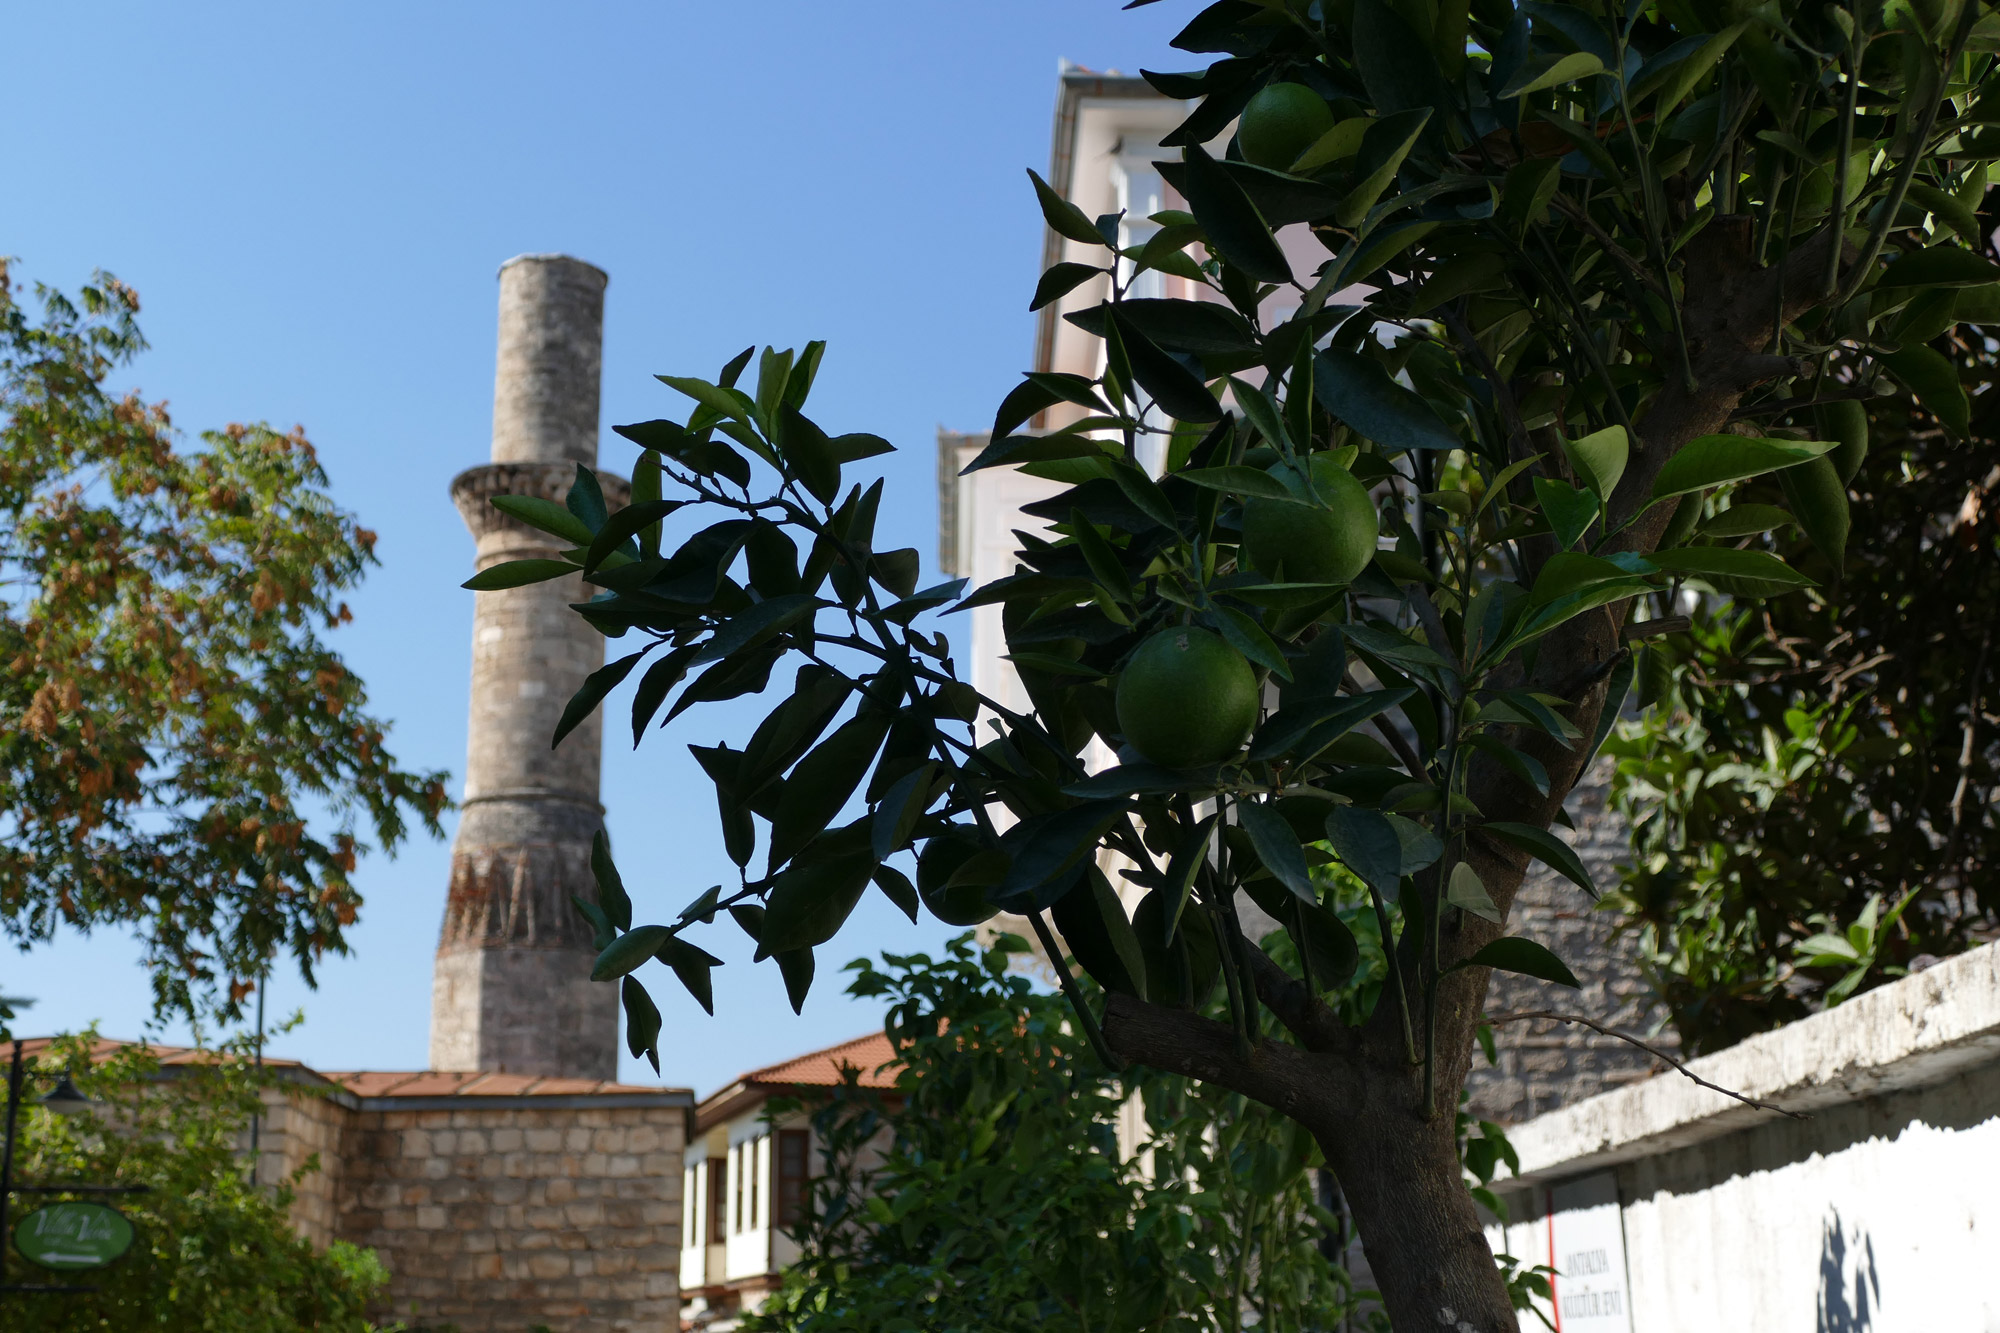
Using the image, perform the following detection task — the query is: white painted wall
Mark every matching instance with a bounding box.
[1486,942,2000,1332]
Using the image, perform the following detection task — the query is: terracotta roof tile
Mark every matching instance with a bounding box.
[739,1031,901,1090]
[17,1039,685,1099]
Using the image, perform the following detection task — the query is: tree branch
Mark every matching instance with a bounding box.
[1483,1010,1809,1119]
[1244,943,1358,1057]
[1101,991,1355,1127]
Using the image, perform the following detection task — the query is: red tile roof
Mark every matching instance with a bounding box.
[16,1038,683,1099]
[738,1031,901,1091]
[322,1069,670,1098]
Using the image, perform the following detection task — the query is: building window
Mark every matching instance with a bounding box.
[748,1135,762,1230]
[708,1157,727,1244]
[776,1129,809,1230]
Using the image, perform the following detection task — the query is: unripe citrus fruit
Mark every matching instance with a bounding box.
[1239,82,1335,172]
[1241,454,1379,585]
[916,830,1001,927]
[1116,627,1258,768]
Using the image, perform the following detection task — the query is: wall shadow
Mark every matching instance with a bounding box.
[1816,1209,1880,1333]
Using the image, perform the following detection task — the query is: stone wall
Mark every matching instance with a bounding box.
[1464,761,1677,1124]
[238,1077,690,1333]
[336,1099,685,1333]
[248,1078,351,1249]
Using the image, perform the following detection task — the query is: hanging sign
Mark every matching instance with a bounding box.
[13,1201,136,1270]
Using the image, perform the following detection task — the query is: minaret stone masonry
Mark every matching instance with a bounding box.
[431,254,627,1080]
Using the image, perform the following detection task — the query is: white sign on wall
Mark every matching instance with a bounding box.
[1546,1172,1634,1332]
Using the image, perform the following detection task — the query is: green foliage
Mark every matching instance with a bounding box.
[1608,340,2000,1053]
[0,265,449,1024]
[474,0,1992,1319]
[9,1033,390,1331]
[745,935,1382,1333]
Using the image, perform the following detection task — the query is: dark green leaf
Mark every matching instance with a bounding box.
[776,947,816,1014]
[768,711,892,870]
[1111,307,1224,422]
[1532,477,1599,550]
[1050,867,1148,998]
[872,762,938,861]
[591,924,672,982]
[1353,0,1449,114]
[1028,168,1111,245]
[994,803,1129,910]
[591,830,632,932]
[1180,465,1296,499]
[1325,806,1403,893]
[1649,435,1834,501]
[554,648,647,748]
[621,976,664,1071]
[1876,247,2000,288]
[762,853,874,953]
[1648,546,1814,597]
[1880,343,1970,437]
[1498,50,1606,98]
[1250,688,1414,762]
[1031,262,1106,311]
[584,500,681,575]
[1239,801,1315,901]
[775,405,839,503]
[657,936,724,1017]
[489,495,594,546]
[1181,142,1291,283]
[873,865,921,923]
[828,432,894,463]
[462,558,576,591]
[1456,936,1580,988]
[1064,299,1261,355]
[566,465,610,531]
[692,593,821,667]
[1313,348,1460,453]
[1482,820,1596,896]
[1337,109,1433,227]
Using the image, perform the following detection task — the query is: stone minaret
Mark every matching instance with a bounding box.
[432,254,626,1080]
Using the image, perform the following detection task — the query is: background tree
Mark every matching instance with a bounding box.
[484,0,1996,1323]
[9,1033,390,1331]
[0,264,448,1022]
[748,933,1382,1333]
[1609,319,2000,1054]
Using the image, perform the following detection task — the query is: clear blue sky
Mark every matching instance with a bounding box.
[2,1,1189,1094]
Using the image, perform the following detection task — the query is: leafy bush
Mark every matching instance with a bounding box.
[1608,335,2000,1054]
[8,1033,390,1332]
[747,935,1380,1333]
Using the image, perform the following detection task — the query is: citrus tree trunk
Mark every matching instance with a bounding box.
[1323,1102,1514,1331]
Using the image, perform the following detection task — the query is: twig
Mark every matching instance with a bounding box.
[1344,669,1426,775]
[1483,1009,1809,1119]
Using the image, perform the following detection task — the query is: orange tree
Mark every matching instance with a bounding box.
[1,266,447,1023]
[481,0,1996,1323]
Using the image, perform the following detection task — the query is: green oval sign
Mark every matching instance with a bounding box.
[13,1201,135,1271]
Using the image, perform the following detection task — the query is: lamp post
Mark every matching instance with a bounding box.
[0,1039,142,1301]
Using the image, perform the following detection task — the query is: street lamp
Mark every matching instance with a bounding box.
[36,1074,95,1118]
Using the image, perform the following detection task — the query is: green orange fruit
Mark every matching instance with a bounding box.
[1115,627,1259,769]
[1241,454,1380,585]
[1239,82,1335,172]
[916,829,1002,927]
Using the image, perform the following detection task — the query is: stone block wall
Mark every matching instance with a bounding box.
[248,1080,351,1249]
[335,1101,684,1333]
[1464,761,1678,1124]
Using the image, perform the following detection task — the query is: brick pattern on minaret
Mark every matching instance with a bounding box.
[430,255,626,1080]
